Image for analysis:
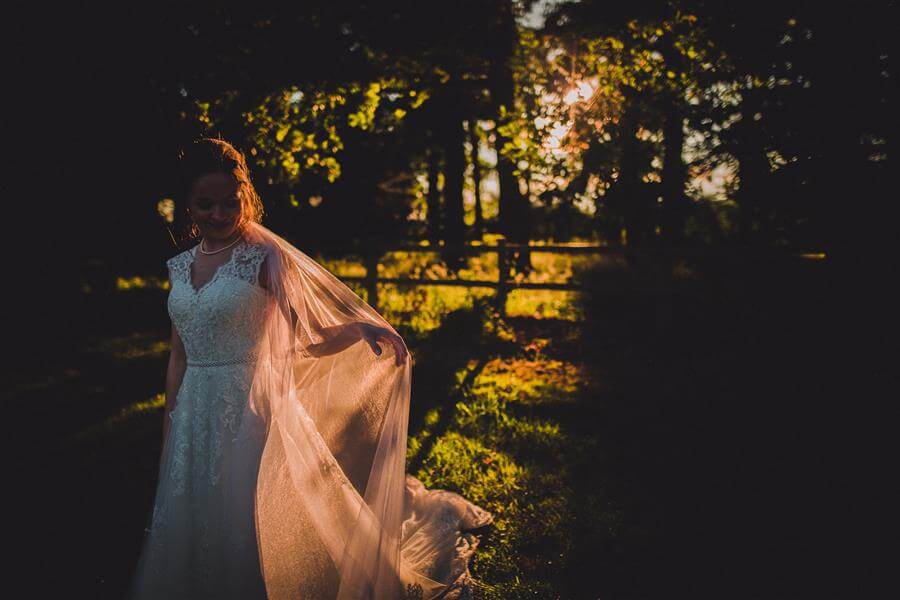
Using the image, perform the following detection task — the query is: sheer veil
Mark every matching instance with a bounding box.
[236,221,491,599]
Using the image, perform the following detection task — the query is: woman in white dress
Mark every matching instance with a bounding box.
[129,137,492,599]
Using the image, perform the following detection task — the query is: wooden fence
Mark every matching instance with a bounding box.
[335,241,825,316]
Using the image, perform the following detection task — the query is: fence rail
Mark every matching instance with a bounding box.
[334,241,825,315]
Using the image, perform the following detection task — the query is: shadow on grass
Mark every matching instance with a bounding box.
[571,254,857,600]
[406,298,517,474]
[6,327,172,598]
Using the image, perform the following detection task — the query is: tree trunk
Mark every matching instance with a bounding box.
[660,95,690,244]
[441,112,467,268]
[425,144,443,244]
[732,86,770,242]
[487,1,531,270]
[468,120,485,233]
[619,97,654,248]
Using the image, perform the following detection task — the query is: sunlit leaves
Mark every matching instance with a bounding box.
[243,85,347,187]
[195,101,212,127]
[156,198,175,223]
[409,89,429,109]
[187,76,422,195]
[432,66,450,84]
[346,82,382,130]
[504,6,719,231]
[185,75,427,198]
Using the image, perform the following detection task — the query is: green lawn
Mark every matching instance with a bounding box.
[8,254,840,599]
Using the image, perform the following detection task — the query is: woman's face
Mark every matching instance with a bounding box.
[187,172,244,241]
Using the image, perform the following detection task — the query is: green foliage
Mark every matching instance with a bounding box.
[346,82,382,131]
[185,75,426,208]
[245,86,347,184]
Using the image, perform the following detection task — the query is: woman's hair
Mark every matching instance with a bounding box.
[176,136,264,242]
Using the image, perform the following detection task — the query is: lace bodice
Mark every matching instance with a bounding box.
[166,239,271,365]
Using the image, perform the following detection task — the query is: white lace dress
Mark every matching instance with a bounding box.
[129,240,271,599]
[129,238,493,599]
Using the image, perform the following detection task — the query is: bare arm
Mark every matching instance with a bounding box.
[162,322,187,447]
[260,254,408,366]
[305,320,409,366]
[303,321,367,357]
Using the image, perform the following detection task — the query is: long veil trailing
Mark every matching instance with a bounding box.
[236,221,491,599]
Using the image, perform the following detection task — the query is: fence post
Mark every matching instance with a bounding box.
[495,239,508,317]
[364,250,379,312]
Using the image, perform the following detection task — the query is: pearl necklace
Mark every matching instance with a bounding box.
[199,233,243,255]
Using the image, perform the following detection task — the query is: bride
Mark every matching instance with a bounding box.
[129,137,492,599]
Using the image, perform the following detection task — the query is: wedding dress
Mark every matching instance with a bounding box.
[129,223,492,599]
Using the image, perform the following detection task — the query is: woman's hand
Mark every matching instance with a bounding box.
[358,323,410,366]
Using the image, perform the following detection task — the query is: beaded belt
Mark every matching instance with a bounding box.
[186,355,259,368]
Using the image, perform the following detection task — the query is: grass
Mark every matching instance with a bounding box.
[8,253,604,598]
[395,295,610,599]
[7,250,845,599]
[411,355,595,599]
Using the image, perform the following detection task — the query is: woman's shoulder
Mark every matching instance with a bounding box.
[235,238,273,264]
[166,245,197,273]
[237,233,284,291]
